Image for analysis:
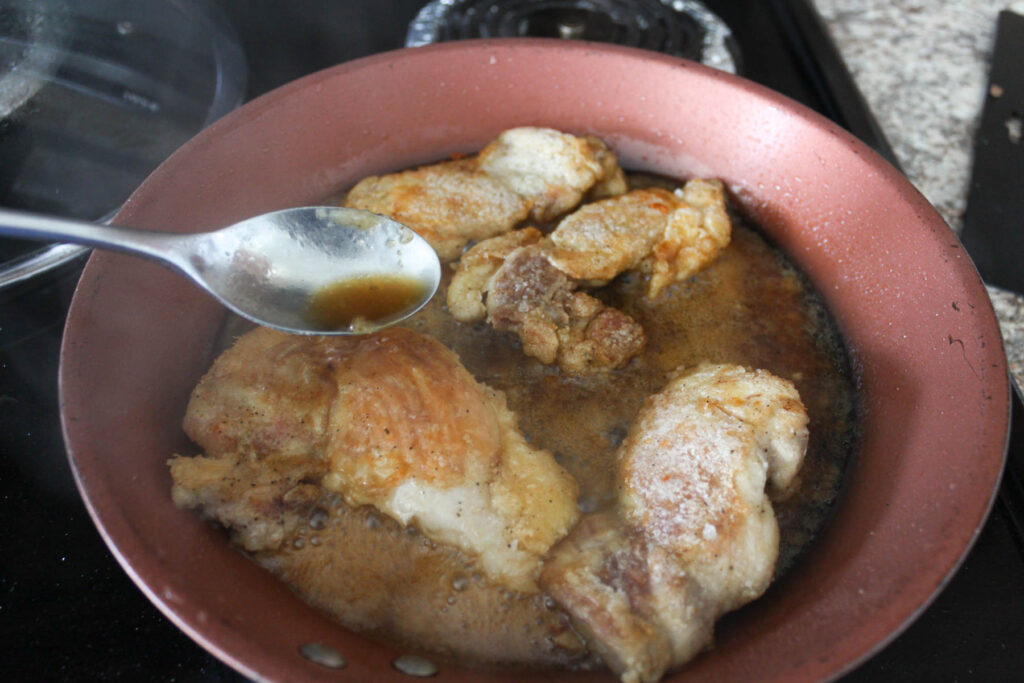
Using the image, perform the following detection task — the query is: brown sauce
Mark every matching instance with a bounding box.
[406,204,858,575]
[217,174,858,669]
[253,500,591,670]
[305,274,428,330]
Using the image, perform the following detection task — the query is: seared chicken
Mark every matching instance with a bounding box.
[539,364,809,683]
[344,127,627,260]
[449,226,646,374]
[447,181,731,373]
[545,180,731,299]
[169,326,579,594]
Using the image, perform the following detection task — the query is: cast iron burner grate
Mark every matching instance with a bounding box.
[407,0,739,73]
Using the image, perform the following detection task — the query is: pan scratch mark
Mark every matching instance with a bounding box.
[948,334,980,381]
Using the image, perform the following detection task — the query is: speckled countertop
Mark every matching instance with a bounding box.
[814,0,1024,389]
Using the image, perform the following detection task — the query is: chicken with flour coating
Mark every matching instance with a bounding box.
[447,180,731,374]
[343,127,627,260]
[170,326,578,592]
[539,363,809,682]
[168,326,586,664]
[544,179,731,299]
[447,225,647,375]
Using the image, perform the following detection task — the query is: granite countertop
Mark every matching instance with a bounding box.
[814,0,1024,389]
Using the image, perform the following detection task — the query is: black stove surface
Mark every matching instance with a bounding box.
[2,1,1021,680]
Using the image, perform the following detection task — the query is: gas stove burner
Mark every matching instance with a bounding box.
[407,0,739,74]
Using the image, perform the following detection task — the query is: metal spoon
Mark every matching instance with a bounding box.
[0,206,441,335]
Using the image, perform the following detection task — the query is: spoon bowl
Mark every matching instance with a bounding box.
[0,206,441,334]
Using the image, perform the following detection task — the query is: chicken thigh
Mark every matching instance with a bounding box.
[545,180,731,299]
[447,181,731,374]
[539,363,809,683]
[448,226,647,375]
[169,326,579,593]
[343,127,627,260]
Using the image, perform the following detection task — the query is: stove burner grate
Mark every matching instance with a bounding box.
[407,0,739,73]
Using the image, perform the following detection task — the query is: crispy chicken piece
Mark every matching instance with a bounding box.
[446,226,545,322]
[545,181,731,299]
[169,450,326,552]
[344,127,627,260]
[477,128,629,221]
[539,364,809,683]
[449,228,646,374]
[446,181,730,373]
[488,246,646,374]
[169,326,579,593]
[342,158,529,262]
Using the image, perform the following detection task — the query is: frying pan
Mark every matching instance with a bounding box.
[59,40,1009,682]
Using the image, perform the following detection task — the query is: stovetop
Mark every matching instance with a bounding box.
[2,1,1021,680]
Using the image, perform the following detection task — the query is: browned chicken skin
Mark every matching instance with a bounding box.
[447,181,731,374]
[484,239,647,374]
[343,127,627,260]
[170,326,578,593]
[448,227,648,374]
[545,181,731,300]
[539,363,808,683]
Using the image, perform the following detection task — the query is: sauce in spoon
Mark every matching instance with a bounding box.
[306,273,431,332]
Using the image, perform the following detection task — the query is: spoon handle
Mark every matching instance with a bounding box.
[0,207,186,265]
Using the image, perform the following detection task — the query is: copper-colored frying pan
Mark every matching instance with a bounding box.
[60,40,1008,682]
